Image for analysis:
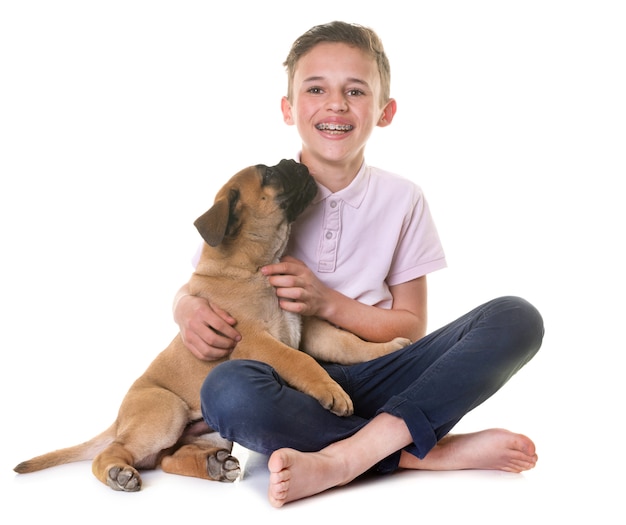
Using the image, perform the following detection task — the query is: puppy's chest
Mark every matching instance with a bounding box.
[267,310,302,350]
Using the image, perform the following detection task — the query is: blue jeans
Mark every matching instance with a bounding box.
[200,296,544,473]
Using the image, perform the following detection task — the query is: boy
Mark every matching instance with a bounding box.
[173,21,543,507]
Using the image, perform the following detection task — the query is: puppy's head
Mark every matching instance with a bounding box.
[194,159,317,248]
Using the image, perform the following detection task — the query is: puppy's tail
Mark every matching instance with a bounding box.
[13,424,116,473]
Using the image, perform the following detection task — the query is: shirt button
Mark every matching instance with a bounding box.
[325,231,333,239]
[330,200,338,208]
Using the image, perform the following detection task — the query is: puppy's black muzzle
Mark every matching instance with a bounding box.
[259,159,317,222]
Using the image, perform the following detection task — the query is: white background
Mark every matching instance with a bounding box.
[1,1,624,522]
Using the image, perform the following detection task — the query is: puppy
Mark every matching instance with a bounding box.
[14,159,410,491]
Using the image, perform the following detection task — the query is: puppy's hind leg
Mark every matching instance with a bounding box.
[92,387,190,492]
[301,317,411,365]
[161,439,241,482]
[93,441,142,492]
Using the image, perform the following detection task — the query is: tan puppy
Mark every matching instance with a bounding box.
[14,160,410,491]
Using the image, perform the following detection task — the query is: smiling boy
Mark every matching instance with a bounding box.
[173,21,543,508]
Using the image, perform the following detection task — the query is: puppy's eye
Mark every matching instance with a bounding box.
[261,168,273,186]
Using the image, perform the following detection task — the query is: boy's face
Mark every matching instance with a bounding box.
[281,42,395,173]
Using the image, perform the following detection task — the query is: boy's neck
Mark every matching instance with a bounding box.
[300,152,364,193]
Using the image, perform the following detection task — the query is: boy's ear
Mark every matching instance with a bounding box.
[378,98,397,127]
[281,96,295,125]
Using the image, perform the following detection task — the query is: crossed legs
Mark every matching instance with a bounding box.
[201,296,544,508]
[268,413,537,507]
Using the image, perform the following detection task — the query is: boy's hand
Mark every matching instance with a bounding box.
[174,295,241,361]
[261,256,330,317]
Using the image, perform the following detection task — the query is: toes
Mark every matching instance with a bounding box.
[269,480,289,508]
[272,480,289,496]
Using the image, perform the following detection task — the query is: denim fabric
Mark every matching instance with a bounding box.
[200,296,544,474]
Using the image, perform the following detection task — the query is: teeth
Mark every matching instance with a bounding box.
[316,123,353,132]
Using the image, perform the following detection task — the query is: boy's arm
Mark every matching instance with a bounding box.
[262,257,428,343]
[316,277,427,343]
[173,284,241,361]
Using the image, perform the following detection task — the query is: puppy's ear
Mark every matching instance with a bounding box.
[194,197,230,247]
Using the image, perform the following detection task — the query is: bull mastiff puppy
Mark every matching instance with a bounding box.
[14,159,410,491]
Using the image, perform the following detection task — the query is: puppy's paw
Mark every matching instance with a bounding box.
[207,449,241,482]
[388,337,412,351]
[329,398,354,417]
[320,384,354,417]
[106,465,142,492]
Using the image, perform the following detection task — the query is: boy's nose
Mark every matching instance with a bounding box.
[327,94,348,112]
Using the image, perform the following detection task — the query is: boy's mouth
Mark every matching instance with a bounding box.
[316,123,353,134]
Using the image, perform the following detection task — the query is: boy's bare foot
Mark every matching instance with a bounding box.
[401,428,538,473]
[268,446,353,508]
[267,428,537,508]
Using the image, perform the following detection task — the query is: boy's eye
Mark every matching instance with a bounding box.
[305,87,365,97]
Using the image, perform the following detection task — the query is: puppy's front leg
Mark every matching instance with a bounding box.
[233,333,354,416]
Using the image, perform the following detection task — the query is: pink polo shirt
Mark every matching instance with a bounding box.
[286,162,446,309]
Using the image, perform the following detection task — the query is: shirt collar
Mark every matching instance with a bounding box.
[296,153,369,209]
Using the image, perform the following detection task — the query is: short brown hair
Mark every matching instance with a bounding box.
[283,21,391,105]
